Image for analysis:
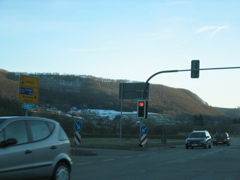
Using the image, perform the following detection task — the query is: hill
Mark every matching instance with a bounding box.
[0,69,230,121]
[215,107,240,119]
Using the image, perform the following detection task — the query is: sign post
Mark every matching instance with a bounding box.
[74,121,82,147]
[119,83,149,100]
[22,103,37,110]
[19,75,39,116]
[119,83,149,143]
[74,121,82,132]
[74,132,81,145]
[19,75,39,104]
[140,125,148,134]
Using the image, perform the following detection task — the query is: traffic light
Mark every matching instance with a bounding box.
[191,60,200,78]
[137,100,148,119]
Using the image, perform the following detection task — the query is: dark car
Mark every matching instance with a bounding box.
[185,130,212,149]
[213,132,230,146]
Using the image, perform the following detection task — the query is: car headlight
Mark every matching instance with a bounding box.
[200,140,206,143]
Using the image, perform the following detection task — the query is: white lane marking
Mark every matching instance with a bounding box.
[75,162,92,166]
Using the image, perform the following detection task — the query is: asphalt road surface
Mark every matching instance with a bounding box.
[71,137,240,180]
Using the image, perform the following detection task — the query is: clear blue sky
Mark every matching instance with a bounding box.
[1,0,240,108]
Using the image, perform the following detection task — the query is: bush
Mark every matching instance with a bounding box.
[0,97,25,116]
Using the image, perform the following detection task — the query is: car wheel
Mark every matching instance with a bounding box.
[227,143,230,146]
[52,162,70,180]
[185,145,189,149]
[209,144,211,148]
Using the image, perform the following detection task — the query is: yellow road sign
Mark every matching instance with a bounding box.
[19,75,39,104]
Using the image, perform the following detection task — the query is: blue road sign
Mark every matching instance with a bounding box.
[22,103,36,110]
[74,121,82,131]
[20,87,33,95]
[141,125,148,134]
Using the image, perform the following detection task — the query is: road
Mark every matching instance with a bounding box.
[71,138,240,180]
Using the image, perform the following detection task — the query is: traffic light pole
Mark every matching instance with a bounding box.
[146,66,240,84]
[138,65,240,147]
[142,66,240,99]
[139,118,143,147]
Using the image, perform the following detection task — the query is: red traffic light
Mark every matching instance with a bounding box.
[137,100,148,119]
[138,101,145,107]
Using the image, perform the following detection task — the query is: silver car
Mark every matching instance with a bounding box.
[185,130,212,149]
[0,116,72,180]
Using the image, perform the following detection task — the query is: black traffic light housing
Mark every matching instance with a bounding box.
[191,60,200,78]
[137,100,148,119]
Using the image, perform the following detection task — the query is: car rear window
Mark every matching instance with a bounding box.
[215,133,227,138]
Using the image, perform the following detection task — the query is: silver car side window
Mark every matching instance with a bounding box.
[29,120,52,141]
[59,126,68,141]
[4,121,28,144]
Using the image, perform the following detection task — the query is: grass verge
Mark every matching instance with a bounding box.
[70,137,184,155]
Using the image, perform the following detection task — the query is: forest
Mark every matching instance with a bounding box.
[2,69,240,137]
[0,69,234,119]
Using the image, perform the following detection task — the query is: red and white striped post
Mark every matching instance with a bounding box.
[74,131,81,145]
[141,133,148,146]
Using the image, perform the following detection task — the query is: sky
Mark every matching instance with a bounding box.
[1,0,240,108]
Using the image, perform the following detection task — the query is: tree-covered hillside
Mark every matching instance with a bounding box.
[0,69,228,120]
